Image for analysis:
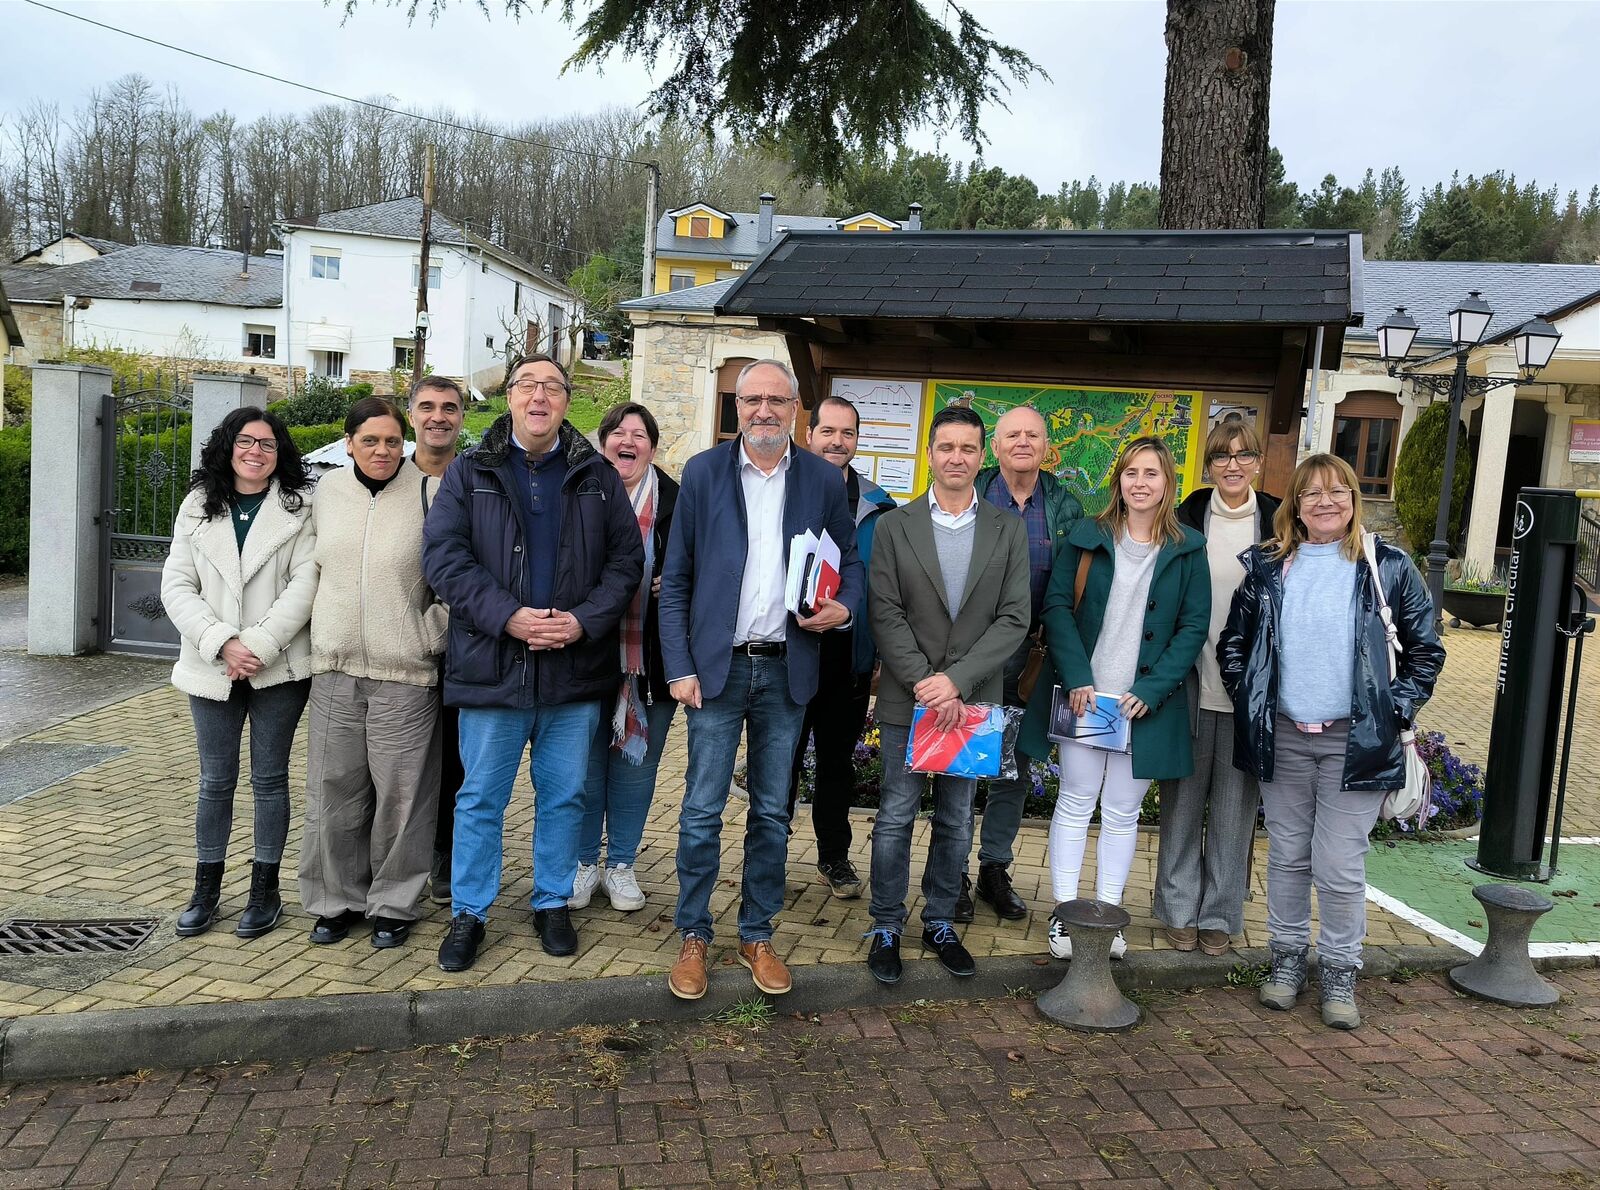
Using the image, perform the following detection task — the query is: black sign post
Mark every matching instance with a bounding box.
[1474,488,1584,880]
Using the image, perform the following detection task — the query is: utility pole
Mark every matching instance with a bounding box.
[412,143,435,385]
[640,161,659,297]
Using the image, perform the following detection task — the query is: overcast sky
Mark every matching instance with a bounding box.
[4,0,1598,199]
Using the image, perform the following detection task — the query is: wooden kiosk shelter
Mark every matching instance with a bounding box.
[714,229,1364,501]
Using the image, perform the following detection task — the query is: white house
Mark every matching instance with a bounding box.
[0,242,283,380]
[275,197,582,394]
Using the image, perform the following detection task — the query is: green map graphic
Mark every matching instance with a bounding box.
[930,380,1203,514]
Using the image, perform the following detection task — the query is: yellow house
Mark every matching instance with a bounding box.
[653,194,922,294]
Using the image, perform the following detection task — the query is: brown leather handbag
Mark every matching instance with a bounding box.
[1016,551,1092,702]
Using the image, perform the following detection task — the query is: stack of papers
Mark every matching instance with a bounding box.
[1046,688,1132,753]
[784,530,842,617]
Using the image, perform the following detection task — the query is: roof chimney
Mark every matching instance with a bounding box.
[241,203,252,277]
[758,193,776,245]
[907,201,923,232]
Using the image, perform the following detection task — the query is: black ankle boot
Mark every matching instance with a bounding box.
[175,861,225,937]
[976,862,1029,920]
[235,861,283,939]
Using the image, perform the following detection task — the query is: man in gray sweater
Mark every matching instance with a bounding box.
[864,406,1032,984]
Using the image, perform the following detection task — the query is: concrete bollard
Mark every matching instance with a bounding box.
[1036,899,1141,1033]
[1447,883,1559,1008]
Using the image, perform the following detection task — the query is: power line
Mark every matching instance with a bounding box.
[20,0,658,172]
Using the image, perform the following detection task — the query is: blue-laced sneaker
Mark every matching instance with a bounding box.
[920,921,976,977]
[865,928,902,984]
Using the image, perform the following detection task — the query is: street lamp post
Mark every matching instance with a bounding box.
[1376,294,1562,618]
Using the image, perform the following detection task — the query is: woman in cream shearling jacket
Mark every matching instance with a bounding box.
[161,408,318,943]
[298,396,447,953]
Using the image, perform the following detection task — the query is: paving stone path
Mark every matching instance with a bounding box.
[2,970,1598,1188]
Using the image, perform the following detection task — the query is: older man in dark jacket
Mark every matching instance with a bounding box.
[423,354,643,971]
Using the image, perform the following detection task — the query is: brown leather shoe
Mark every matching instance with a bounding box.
[1198,929,1232,957]
[668,936,709,1000]
[1164,925,1199,952]
[737,940,792,995]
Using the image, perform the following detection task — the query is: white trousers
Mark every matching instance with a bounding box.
[1048,739,1148,906]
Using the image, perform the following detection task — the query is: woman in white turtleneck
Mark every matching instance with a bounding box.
[1153,420,1280,957]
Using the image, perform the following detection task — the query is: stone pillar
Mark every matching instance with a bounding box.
[28,363,113,656]
[1463,350,1520,575]
[1538,385,1585,489]
[190,372,271,476]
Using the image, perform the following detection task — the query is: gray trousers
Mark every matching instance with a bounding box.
[976,637,1033,868]
[871,721,976,933]
[298,672,441,922]
[1258,717,1384,968]
[1153,709,1259,934]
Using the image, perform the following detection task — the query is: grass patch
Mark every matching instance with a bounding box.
[714,995,777,1029]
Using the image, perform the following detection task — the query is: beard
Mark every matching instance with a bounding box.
[743,424,789,452]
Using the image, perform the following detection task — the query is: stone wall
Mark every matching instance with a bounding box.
[9,303,62,363]
[627,315,787,475]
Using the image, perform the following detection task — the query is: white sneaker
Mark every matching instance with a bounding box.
[568,862,600,909]
[601,863,646,911]
[1048,917,1073,960]
[1110,931,1127,961]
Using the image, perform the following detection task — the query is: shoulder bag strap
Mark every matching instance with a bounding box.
[1074,549,1093,610]
[420,474,432,516]
[1362,531,1401,681]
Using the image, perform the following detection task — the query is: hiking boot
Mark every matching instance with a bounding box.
[1259,943,1310,1011]
[568,862,601,910]
[1048,915,1073,960]
[1319,960,1362,1030]
[737,939,792,995]
[175,861,225,938]
[437,913,485,972]
[601,863,646,911]
[817,858,864,899]
[976,862,1028,920]
[234,862,282,939]
[669,936,709,1000]
[953,872,975,923]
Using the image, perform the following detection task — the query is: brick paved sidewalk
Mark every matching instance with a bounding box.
[2,969,1598,1188]
[0,623,1589,1019]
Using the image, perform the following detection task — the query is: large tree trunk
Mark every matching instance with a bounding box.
[1159,0,1276,230]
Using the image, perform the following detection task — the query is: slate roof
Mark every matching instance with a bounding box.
[655,211,878,262]
[0,244,282,308]
[278,196,576,297]
[10,232,128,264]
[715,229,1361,326]
[619,277,739,314]
[1353,259,1600,346]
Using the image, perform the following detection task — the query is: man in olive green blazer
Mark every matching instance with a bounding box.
[864,406,1032,984]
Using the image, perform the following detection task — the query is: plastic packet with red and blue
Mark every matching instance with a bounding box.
[906,703,1022,780]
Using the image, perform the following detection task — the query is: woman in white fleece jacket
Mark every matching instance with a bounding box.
[298,396,447,953]
[161,408,317,943]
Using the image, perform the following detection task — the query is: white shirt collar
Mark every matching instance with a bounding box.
[739,439,792,477]
[928,486,979,529]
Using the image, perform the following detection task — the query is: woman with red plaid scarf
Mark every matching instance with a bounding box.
[570,402,681,913]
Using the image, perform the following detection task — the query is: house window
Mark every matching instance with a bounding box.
[547,303,565,358]
[689,216,710,238]
[411,256,442,290]
[313,350,346,380]
[1333,392,1402,498]
[243,325,276,359]
[513,285,521,314]
[715,357,756,444]
[715,270,739,282]
[486,335,495,349]
[393,340,416,371]
[669,270,696,291]
[310,249,340,280]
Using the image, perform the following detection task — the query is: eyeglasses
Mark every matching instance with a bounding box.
[738,395,796,411]
[234,434,278,454]
[1208,450,1260,468]
[509,378,569,397]
[1297,486,1354,505]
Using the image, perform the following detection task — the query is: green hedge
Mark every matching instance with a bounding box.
[0,424,29,574]
[0,420,346,574]
[1394,401,1473,556]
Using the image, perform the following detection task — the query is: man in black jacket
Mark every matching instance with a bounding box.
[423,354,643,971]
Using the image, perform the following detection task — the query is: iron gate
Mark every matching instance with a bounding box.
[98,375,192,657]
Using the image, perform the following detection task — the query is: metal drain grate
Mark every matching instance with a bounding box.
[0,918,160,957]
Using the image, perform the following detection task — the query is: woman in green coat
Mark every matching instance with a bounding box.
[1017,437,1210,960]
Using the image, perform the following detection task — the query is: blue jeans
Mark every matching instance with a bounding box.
[451,700,603,919]
[189,679,311,865]
[870,720,977,933]
[580,696,678,867]
[674,655,804,944]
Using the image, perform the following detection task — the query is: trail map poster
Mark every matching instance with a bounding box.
[928,380,1204,514]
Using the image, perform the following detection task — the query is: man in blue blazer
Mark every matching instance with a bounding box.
[658,359,864,1001]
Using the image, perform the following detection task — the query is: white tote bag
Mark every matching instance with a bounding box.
[1361,532,1431,823]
